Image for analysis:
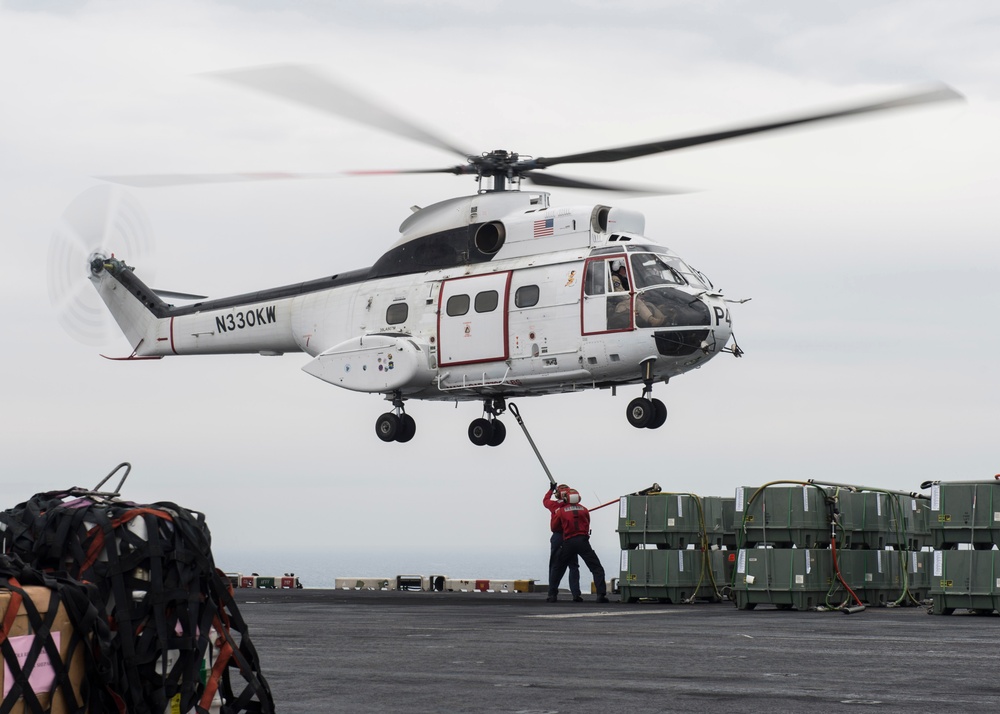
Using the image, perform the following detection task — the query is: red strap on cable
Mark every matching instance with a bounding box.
[0,577,23,646]
[199,618,234,711]
[80,507,176,573]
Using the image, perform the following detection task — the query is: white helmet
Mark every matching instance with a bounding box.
[610,259,624,272]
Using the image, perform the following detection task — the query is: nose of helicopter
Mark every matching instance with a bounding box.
[645,289,731,358]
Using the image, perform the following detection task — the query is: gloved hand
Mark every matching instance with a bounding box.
[550,484,558,492]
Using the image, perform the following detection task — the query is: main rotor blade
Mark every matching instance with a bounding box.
[96,172,345,187]
[522,170,688,196]
[343,166,474,177]
[206,64,472,159]
[534,84,963,168]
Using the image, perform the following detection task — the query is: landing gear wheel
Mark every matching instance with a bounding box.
[487,420,506,447]
[375,413,400,442]
[468,418,493,446]
[646,399,668,429]
[396,414,416,443]
[626,397,654,428]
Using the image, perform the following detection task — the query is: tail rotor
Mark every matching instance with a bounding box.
[47,185,155,345]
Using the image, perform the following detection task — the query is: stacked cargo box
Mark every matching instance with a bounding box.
[731,484,931,610]
[927,480,1000,615]
[732,485,837,610]
[617,493,734,603]
[834,490,932,605]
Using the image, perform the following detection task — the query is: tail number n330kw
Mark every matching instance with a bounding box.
[216,306,277,333]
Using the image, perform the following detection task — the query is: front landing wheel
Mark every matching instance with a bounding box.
[646,398,668,429]
[626,397,654,428]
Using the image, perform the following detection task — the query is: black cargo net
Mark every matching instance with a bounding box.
[0,490,274,714]
[0,554,121,714]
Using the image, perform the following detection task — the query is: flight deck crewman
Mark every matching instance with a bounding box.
[543,485,582,602]
[546,487,609,603]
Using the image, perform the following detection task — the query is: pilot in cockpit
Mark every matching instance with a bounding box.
[624,258,668,328]
[610,259,629,292]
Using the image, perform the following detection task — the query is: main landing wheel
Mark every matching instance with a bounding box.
[469,398,508,446]
[626,397,668,430]
[647,398,668,429]
[487,420,506,447]
[397,414,417,443]
[375,412,417,443]
[626,397,653,428]
[468,418,493,446]
[375,413,400,442]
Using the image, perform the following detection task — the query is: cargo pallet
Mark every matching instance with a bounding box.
[619,548,729,603]
[618,493,736,550]
[930,550,1000,615]
[732,548,837,611]
[927,481,1000,549]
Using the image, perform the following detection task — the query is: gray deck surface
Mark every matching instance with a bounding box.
[233,589,999,713]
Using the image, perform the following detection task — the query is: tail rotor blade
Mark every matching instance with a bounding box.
[48,186,155,345]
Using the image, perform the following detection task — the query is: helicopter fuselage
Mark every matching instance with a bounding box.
[90,191,734,442]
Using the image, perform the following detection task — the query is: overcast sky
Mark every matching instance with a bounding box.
[1,1,997,585]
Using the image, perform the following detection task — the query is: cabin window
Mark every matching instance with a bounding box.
[386,302,408,325]
[475,290,499,313]
[515,285,539,308]
[584,260,606,296]
[447,294,470,316]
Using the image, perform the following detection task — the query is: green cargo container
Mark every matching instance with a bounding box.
[906,550,932,602]
[732,547,836,611]
[735,485,832,549]
[836,549,914,606]
[618,494,735,549]
[835,491,900,550]
[619,547,727,603]
[928,481,1000,549]
[930,550,1000,615]
[903,498,932,550]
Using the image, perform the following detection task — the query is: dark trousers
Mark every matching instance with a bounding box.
[548,535,606,598]
[549,532,581,597]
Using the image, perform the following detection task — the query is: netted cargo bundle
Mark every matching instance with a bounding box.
[0,553,120,713]
[0,487,274,714]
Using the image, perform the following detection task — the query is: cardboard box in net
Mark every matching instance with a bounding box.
[0,586,85,714]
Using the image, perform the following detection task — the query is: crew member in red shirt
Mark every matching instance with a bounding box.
[543,485,582,602]
[546,487,609,603]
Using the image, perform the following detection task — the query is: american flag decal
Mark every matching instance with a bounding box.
[533,218,554,237]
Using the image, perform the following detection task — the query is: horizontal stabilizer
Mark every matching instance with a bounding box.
[152,288,208,300]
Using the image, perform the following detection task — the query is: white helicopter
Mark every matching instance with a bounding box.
[61,66,960,446]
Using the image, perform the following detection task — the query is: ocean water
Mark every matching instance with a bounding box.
[213,548,556,588]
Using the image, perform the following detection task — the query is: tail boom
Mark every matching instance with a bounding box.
[89,257,300,357]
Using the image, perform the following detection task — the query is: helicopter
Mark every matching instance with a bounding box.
[60,65,961,446]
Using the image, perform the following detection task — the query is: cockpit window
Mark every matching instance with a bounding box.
[629,254,686,289]
[638,247,711,289]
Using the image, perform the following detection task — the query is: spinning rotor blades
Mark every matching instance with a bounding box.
[531,85,962,168]
[96,65,962,191]
[48,185,155,345]
[207,64,472,159]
